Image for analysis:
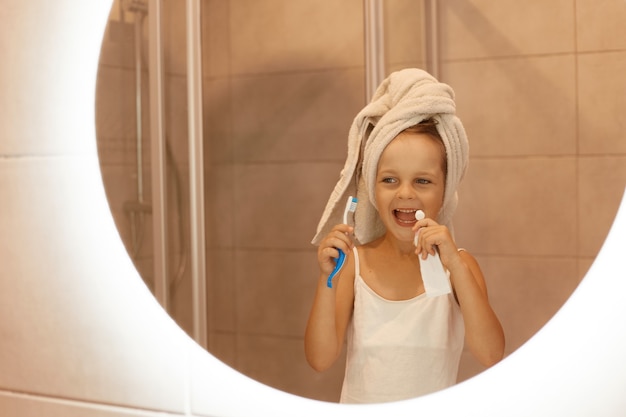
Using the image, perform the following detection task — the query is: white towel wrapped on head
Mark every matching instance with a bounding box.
[312,68,469,246]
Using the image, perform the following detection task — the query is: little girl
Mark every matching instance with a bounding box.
[305,69,504,404]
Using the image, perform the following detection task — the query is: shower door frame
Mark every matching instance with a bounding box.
[147,0,438,350]
[148,0,207,349]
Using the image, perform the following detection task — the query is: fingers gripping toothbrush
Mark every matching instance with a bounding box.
[326,196,358,288]
[414,210,452,297]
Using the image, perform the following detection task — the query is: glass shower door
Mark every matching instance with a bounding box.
[97,0,432,401]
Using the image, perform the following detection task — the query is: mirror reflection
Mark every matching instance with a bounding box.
[95,0,626,403]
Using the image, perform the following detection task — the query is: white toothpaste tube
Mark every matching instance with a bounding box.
[414,210,452,297]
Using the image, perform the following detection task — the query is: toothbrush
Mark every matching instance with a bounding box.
[414,210,452,297]
[327,196,358,288]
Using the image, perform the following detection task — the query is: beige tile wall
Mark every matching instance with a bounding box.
[439,0,626,382]
[7,0,625,415]
[95,0,626,403]
[204,1,365,403]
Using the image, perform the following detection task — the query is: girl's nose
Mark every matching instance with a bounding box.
[396,182,416,199]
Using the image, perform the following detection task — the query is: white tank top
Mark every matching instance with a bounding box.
[340,247,465,404]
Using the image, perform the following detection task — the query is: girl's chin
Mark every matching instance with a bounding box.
[388,227,417,244]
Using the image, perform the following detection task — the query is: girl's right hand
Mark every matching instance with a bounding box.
[317,224,354,277]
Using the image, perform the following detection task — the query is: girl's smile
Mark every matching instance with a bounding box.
[393,208,419,225]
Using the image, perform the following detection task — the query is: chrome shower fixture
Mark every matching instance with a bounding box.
[122,0,148,15]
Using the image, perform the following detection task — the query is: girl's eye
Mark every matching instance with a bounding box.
[381,177,396,184]
[416,178,431,185]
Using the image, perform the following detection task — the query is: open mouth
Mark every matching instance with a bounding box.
[393,208,418,225]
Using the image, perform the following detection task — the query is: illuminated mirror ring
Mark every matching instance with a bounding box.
[83,1,626,415]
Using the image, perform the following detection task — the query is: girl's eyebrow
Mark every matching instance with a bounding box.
[376,170,397,177]
[414,170,440,176]
[378,168,439,176]
[376,165,396,174]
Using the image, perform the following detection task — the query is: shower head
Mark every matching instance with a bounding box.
[122,0,148,15]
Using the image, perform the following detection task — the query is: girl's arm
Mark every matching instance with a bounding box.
[448,250,505,367]
[304,225,355,372]
[415,220,505,367]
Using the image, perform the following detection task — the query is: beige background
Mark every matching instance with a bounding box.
[96,0,626,402]
[1,0,625,414]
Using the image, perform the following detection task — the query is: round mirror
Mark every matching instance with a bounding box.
[95,0,626,403]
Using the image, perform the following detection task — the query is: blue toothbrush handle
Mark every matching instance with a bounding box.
[326,249,346,288]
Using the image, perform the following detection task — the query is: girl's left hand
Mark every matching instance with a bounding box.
[412,218,462,271]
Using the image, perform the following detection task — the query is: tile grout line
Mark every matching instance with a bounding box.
[0,388,186,416]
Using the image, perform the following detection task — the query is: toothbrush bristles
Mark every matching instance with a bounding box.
[343,196,358,224]
[349,197,357,212]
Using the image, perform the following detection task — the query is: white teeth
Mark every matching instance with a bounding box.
[394,209,418,224]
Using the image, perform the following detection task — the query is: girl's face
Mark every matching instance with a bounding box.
[375,132,446,243]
